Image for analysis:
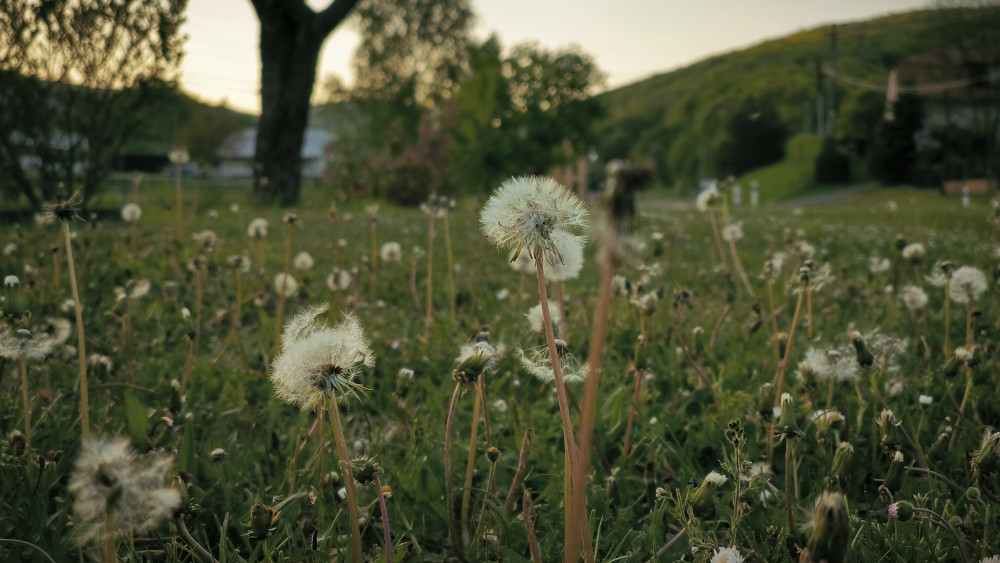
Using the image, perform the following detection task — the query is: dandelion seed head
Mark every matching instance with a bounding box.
[68,436,180,546]
[949,266,987,303]
[901,243,925,261]
[711,547,744,563]
[869,256,890,274]
[293,251,314,270]
[696,184,720,212]
[247,217,269,239]
[326,268,352,292]
[121,203,142,223]
[721,221,744,242]
[517,340,588,384]
[274,273,298,297]
[379,242,402,262]
[270,308,375,409]
[192,230,220,249]
[901,284,928,310]
[480,176,588,265]
[703,471,728,487]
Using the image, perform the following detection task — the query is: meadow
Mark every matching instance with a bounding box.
[1,176,999,563]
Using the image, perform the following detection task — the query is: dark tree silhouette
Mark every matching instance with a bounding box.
[249,0,360,205]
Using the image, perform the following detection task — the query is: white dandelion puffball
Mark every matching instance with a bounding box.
[326,268,353,292]
[546,235,585,281]
[900,284,928,310]
[949,266,987,304]
[869,256,890,274]
[901,242,926,261]
[517,340,587,384]
[293,251,314,270]
[380,241,402,262]
[711,547,745,563]
[274,273,299,297]
[121,203,142,223]
[480,176,588,265]
[526,301,563,334]
[696,183,720,212]
[721,221,744,242]
[69,436,180,546]
[270,304,375,409]
[192,230,220,249]
[247,217,269,239]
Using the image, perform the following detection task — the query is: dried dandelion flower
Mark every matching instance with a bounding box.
[480,175,588,265]
[274,273,298,297]
[696,183,721,212]
[247,217,269,239]
[901,243,926,262]
[949,266,987,303]
[721,221,744,242]
[68,436,180,546]
[869,256,890,274]
[121,203,142,223]
[0,328,58,360]
[326,268,353,292]
[293,251,314,270]
[192,230,220,249]
[805,491,850,563]
[270,304,375,409]
[546,235,585,281]
[453,338,501,385]
[900,284,928,310]
[517,340,587,384]
[379,241,402,262]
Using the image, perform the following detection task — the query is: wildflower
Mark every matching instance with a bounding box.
[949,266,988,303]
[121,203,142,223]
[721,221,744,242]
[869,256,890,274]
[711,547,745,563]
[270,304,375,409]
[191,230,220,249]
[379,242,402,262]
[526,301,563,335]
[806,492,850,563]
[887,500,914,521]
[129,280,151,300]
[247,217,269,239]
[293,251,314,270]
[696,183,720,212]
[900,285,928,310]
[480,175,589,265]
[453,337,501,385]
[274,273,298,297]
[901,243,925,262]
[326,268,352,292]
[68,436,180,546]
[517,340,587,384]
[690,470,727,515]
[830,442,854,481]
[41,192,83,223]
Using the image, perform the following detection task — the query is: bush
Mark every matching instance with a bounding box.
[815,138,852,184]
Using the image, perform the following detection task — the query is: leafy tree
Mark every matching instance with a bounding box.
[0,0,187,210]
[867,94,924,184]
[449,39,606,194]
[714,96,789,177]
[249,0,360,205]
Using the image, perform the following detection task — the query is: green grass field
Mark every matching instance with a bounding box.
[1,177,998,562]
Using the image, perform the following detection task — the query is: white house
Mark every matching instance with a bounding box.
[216,128,335,179]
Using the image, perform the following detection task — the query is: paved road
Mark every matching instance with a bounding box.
[637,182,875,210]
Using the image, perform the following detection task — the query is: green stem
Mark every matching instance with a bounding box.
[913,507,970,563]
[327,397,363,563]
[64,220,89,441]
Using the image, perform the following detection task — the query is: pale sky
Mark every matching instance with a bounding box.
[180,0,932,114]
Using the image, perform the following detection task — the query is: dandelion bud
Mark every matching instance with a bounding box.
[211,448,227,463]
[690,471,727,516]
[830,442,854,483]
[972,431,1000,476]
[940,355,963,379]
[250,502,276,539]
[633,335,648,371]
[283,212,297,225]
[807,492,850,563]
[777,393,800,436]
[798,266,811,284]
[883,450,905,492]
[673,288,692,308]
[2,274,26,319]
[852,333,874,368]
[486,446,500,463]
[691,326,704,356]
[351,457,381,486]
[757,383,774,422]
[877,409,899,450]
[887,500,914,521]
[8,430,26,456]
[965,487,981,503]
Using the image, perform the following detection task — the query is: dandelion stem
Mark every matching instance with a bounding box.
[460,377,484,547]
[179,514,218,563]
[534,251,580,555]
[948,368,974,451]
[443,212,456,319]
[773,284,806,406]
[370,216,378,304]
[20,358,31,449]
[423,211,436,342]
[767,280,781,365]
[523,489,543,563]
[806,284,813,341]
[504,429,531,514]
[443,382,465,559]
[656,528,687,557]
[943,280,951,357]
[327,397,363,563]
[784,438,796,541]
[374,475,393,563]
[273,221,294,359]
[727,236,756,299]
[64,220,89,441]
[104,507,116,563]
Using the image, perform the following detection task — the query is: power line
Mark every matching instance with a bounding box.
[822,64,1000,93]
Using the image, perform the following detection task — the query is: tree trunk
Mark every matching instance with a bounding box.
[250,0,359,205]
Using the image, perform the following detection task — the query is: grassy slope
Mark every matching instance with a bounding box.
[595,7,1000,193]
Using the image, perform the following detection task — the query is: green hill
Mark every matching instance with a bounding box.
[595,6,1000,192]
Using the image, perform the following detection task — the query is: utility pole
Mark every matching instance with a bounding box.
[815,59,825,136]
[827,24,838,137]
